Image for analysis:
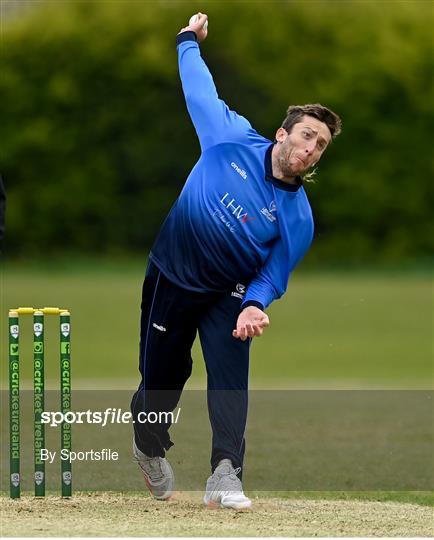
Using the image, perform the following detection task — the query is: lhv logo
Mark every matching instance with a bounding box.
[220,193,255,223]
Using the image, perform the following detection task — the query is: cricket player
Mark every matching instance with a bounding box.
[131,13,341,509]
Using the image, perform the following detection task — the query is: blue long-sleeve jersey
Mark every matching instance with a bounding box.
[150,32,314,310]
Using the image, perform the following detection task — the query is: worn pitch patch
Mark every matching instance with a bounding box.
[1,492,433,537]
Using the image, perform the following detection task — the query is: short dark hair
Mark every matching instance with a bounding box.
[282,104,342,138]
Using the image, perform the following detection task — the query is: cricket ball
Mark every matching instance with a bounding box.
[189,14,208,30]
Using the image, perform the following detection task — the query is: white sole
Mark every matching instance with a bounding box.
[203,495,252,510]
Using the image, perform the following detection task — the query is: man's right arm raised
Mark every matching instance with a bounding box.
[176,18,251,152]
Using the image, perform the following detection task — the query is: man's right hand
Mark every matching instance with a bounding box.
[178,12,208,43]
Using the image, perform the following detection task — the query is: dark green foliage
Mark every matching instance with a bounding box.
[2,1,432,262]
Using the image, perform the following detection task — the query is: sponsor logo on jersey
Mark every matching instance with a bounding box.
[212,208,236,233]
[152,323,166,332]
[230,162,248,180]
[261,200,277,222]
[231,283,246,299]
[236,283,246,294]
[220,193,255,224]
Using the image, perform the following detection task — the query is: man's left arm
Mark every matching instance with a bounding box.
[233,227,313,341]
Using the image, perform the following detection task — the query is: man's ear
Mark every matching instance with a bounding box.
[275,127,287,144]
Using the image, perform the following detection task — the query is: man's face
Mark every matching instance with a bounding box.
[275,115,332,177]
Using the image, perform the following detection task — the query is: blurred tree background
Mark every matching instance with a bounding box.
[1,0,433,264]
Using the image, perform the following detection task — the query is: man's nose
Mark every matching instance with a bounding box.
[305,141,316,154]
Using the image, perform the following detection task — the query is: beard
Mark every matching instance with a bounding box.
[278,151,307,178]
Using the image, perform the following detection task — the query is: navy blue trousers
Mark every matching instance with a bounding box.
[130,262,250,472]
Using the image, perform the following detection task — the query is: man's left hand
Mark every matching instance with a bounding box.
[233,306,270,341]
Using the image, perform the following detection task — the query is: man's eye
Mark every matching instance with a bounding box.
[302,131,311,138]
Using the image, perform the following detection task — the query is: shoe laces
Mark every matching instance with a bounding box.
[230,466,242,477]
[215,465,243,492]
[134,455,164,481]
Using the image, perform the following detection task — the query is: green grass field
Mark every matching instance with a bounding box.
[1,259,431,388]
[1,260,432,536]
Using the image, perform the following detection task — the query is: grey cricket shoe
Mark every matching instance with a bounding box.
[133,439,174,500]
[203,459,252,510]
